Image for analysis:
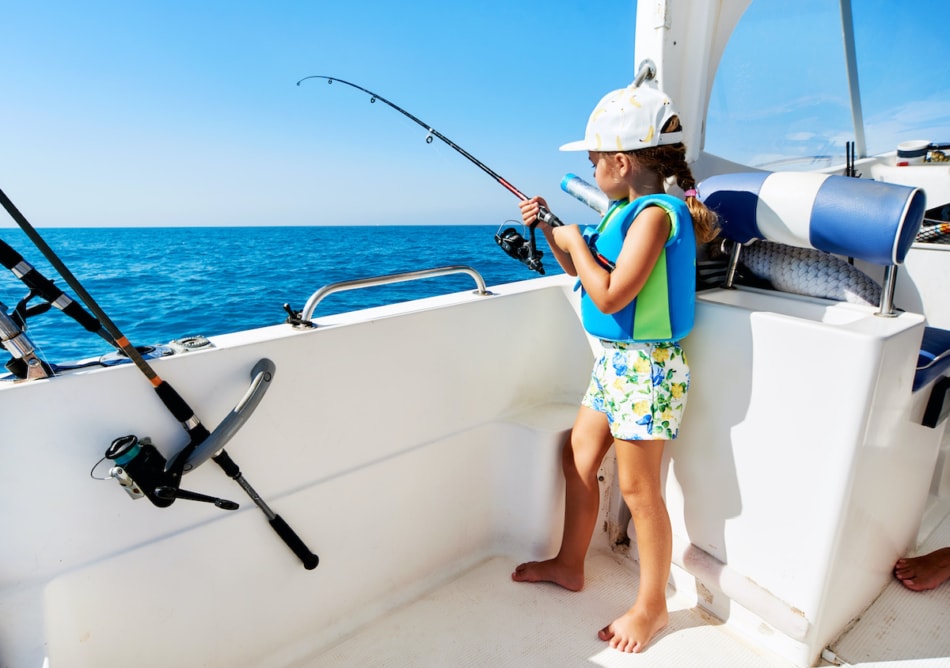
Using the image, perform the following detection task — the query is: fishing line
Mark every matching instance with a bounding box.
[0,187,318,570]
[297,75,561,273]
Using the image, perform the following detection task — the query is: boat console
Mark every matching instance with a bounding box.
[648,171,950,665]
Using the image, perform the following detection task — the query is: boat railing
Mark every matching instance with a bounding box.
[299,265,492,323]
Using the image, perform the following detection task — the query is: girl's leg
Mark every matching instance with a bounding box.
[598,438,670,653]
[511,405,613,591]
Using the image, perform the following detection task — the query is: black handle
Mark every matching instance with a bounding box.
[270,514,319,570]
[211,450,319,570]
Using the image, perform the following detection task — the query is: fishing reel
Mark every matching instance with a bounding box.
[495,222,546,275]
[103,434,238,510]
[495,205,567,275]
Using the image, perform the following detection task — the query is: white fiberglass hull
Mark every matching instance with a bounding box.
[4,0,950,663]
[3,267,948,667]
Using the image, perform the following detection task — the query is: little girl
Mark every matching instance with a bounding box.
[512,82,718,653]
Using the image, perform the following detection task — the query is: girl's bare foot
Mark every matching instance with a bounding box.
[597,604,669,653]
[894,547,950,591]
[511,559,584,592]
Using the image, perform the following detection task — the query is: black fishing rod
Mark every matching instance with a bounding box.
[297,75,560,273]
[0,237,116,346]
[0,187,318,570]
[0,188,210,450]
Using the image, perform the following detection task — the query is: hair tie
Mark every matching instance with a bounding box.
[684,189,697,198]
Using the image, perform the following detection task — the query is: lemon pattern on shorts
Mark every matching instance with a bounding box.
[582,340,690,441]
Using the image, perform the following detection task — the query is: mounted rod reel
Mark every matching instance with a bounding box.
[1,187,318,570]
[98,357,318,569]
[105,434,239,510]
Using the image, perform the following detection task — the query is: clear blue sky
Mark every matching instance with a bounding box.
[1,1,947,228]
[707,0,950,171]
[1,0,637,228]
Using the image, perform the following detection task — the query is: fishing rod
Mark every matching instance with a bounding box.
[0,188,211,449]
[0,237,109,380]
[297,75,561,274]
[0,237,117,347]
[0,187,318,570]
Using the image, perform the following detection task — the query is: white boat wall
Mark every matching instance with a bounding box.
[3,1,950,667]
[2,275,595,667]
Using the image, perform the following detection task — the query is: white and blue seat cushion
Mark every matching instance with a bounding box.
[698,171,925,266]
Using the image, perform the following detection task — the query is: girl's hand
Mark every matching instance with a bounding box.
[518,196,551,229]
[519,195,579,277]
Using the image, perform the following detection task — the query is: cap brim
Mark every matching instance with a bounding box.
[559,139,591,152]
[559,130,684,152]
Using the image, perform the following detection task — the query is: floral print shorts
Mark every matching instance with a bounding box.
[582,340,690,441]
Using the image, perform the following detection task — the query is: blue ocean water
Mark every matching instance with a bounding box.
[0,225,559,362]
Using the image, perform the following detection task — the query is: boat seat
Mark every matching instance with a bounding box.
[698,172,950,425]
[698,171,925,314]
[920,327,950,428]
[916,327,950,392]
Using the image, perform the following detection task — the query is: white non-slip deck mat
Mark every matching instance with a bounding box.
[308,553,794,667]
[829,510,950,666]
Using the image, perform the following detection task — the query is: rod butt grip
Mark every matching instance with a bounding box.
[269,514,319,570]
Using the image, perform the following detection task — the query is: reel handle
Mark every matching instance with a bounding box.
[154,486,239,510]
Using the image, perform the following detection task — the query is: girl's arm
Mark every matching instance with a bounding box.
[518,197,577,276]
[554,206,670,314]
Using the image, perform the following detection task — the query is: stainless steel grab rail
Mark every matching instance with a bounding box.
[299,265,492,323]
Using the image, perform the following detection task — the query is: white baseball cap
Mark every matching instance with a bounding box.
[559,83,683,152]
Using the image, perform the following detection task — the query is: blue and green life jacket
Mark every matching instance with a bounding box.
[579,194,696,342]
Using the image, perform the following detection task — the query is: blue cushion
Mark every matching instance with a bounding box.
[699,172,926,266]
[915,327,950,392]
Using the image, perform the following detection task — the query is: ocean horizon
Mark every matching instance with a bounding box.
[0,225,559,362]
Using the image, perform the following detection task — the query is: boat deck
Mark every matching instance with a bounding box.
[307,552,794,667]
[302,508,950,667]
[827,499,950,666]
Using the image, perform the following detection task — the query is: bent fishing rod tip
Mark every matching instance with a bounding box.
[296,75,334,87]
